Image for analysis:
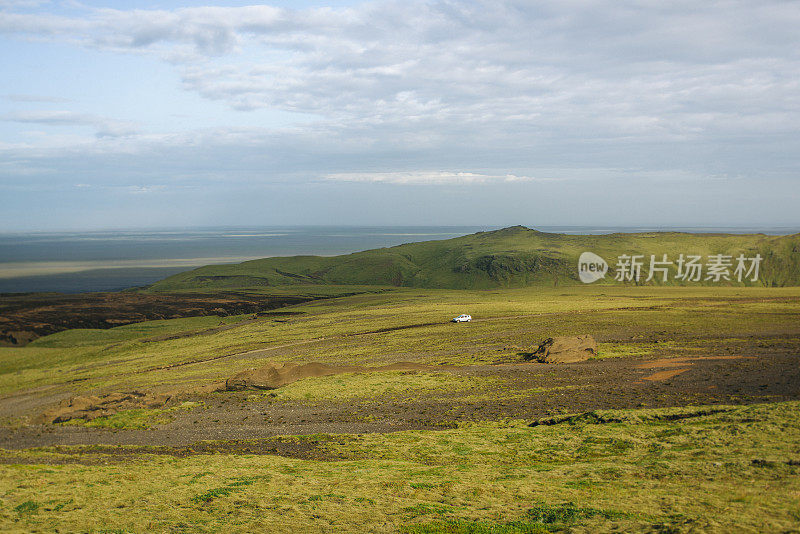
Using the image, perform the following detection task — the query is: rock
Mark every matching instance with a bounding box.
[0,330,38,346]
[528,335,597,363]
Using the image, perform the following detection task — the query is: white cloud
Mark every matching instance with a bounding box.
[3,0,799,138]
[0,0,799,228]
[0,0,50,8]
[3,2,798,147]
[325,171,539,185]
[126,185,166,194]
[2,110,139,137]
[4,93,69,103]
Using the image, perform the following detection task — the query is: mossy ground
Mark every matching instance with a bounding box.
[62,401,205,430]
[1,402,799,532]
[1,285,799,532]
[262,371,501,403]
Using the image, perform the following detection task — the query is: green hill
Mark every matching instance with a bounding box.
[149,226,800,291]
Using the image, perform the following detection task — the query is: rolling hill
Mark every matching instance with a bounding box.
[149,226,800,291]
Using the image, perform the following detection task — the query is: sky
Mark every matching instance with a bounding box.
[1,0,799,231]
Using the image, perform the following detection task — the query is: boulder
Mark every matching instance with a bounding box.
[528,335,597,363]
[0,330,38,346]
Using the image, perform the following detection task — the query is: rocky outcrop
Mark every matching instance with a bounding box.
[0,330,38,346]
[527,335,597,363]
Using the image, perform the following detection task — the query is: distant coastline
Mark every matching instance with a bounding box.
[0,226,488,293]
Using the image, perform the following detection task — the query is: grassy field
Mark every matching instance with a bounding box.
[1,284,799,532]
[2,285,799,397]
[1,402,799,532]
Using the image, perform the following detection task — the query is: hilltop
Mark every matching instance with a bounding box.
[150,226,800,291]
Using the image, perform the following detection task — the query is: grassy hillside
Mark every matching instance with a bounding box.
[150,226,800,291]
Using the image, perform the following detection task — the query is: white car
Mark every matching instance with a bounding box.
[452,314,472,323]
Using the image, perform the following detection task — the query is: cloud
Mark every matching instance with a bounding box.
[4,93,69,103]
[0,0,50,7]
[0,5,288,56]
[325,171,539,185]
[3,2,798,136]
[2,110,139,137]
[125,185,166,194]
[1,0,789,154]
[0,0,799,228]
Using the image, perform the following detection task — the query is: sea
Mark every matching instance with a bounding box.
[1,225,797,294]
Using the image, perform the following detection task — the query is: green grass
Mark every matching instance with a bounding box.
[593,342,672,359]
[266,371,501,403]
[190,476,265,503]
[1,402,799,532]
[63,401,205,430]
[80,409,155,430]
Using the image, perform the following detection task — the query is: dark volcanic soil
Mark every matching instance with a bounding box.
[0,291,316,346]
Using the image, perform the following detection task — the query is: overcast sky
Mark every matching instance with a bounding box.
[1,0,799,230]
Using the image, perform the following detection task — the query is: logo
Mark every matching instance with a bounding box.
[577,251,762,284]
[578,252,608,283]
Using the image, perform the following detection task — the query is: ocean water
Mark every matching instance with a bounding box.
[0,226,489,293]
[0,225,797,294]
